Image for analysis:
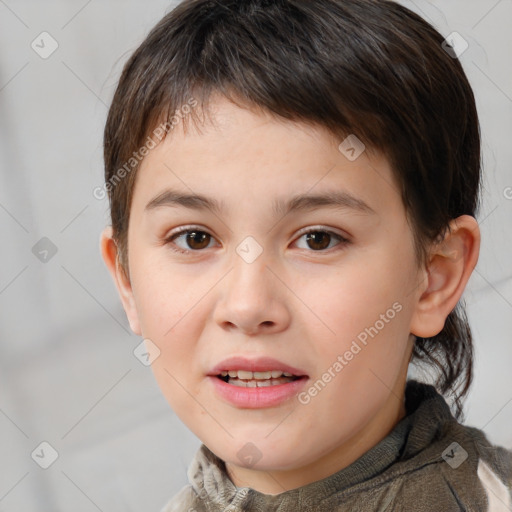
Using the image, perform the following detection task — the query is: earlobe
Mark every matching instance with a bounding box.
[100,227,142,335]
[410,215,480,338]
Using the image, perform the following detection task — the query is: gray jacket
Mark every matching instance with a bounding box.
[161,380,512,511]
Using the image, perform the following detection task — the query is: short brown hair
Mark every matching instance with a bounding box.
[103,0,481,418]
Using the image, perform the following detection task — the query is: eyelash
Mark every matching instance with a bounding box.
[163,226,350,255]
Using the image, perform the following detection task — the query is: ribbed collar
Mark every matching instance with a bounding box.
[186,380,454,511]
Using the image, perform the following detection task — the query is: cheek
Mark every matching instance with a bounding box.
[315,252,414,335]
[130,260,207,413]
[129,254,211,397]
[303,275,413,437]
[130,250,196,337]
[306,249,416,389]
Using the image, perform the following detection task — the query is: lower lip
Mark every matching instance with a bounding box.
[208,376,308,408]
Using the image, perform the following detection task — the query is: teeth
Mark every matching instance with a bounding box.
[220,370,296,380]
[229,378,294,387]
[253,371,272,379]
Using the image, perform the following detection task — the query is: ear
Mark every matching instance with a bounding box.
[100,227,142,336]
[410,215,480,338]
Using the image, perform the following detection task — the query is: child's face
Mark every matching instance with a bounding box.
[116,96,427,490]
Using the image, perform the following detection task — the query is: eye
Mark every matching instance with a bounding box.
[164,226,350,255]
[165,227,217,254]
[294,228,349,252]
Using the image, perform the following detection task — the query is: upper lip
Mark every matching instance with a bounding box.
[208,356,308,377]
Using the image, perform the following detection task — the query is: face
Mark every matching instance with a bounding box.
[112,96,427,492]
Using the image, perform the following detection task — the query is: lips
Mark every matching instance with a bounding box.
[207,356,309,408]
[208,356,308,377]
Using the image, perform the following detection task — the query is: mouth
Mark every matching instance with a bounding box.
[216,370,303,387]
[209,356,308,388]
[208,357,309,408]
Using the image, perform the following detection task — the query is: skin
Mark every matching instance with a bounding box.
[101,95,480,494]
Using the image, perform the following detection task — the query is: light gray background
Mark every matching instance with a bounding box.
[0,1,510,510]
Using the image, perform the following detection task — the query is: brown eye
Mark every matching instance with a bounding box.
[295,229,349,252]
[305,231,331,251]
[185,231,211,250]
[166,228,215,253]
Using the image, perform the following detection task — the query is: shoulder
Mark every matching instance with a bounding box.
[380,382,512,511]
[160,484,205,512]
[400,420,512,511]
[467,425,512,509]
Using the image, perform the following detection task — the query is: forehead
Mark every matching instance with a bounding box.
[133,97,404,220]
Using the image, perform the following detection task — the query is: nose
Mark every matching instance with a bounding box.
[213,247,291,336]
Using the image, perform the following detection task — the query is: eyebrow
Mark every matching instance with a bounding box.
[145,188,376,216]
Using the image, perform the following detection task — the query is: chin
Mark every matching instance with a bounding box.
[211,436,313,473]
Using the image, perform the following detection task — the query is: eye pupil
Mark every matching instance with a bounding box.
[306,232,331,250]
[187,231,210,250]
